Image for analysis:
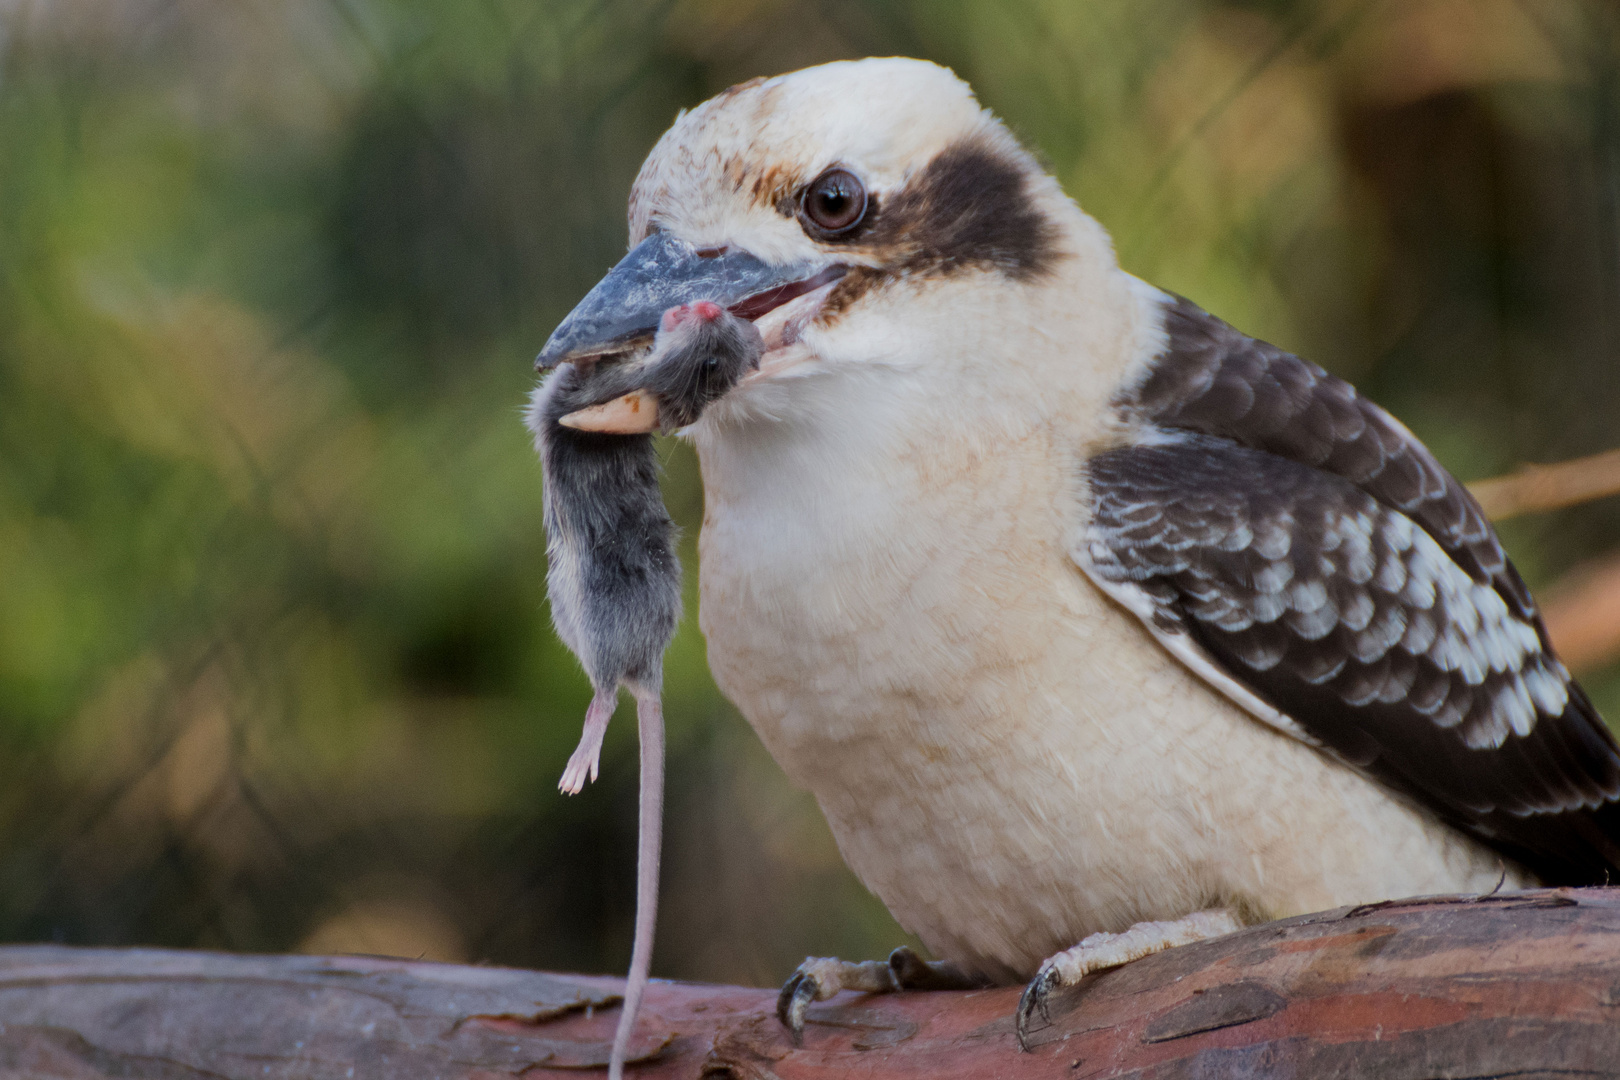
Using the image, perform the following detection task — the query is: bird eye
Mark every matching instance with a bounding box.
[800,169,867,237]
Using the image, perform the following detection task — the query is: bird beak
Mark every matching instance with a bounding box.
[535,230,839,370]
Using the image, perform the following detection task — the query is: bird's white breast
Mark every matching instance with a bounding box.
[690,270,1516,983]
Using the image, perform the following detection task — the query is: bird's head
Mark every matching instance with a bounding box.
[537,58,1130,439]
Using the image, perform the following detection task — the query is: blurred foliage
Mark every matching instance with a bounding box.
[0,0,1618,984]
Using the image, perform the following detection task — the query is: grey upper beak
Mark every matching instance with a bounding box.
[537,229,842,369]
[535,231,822,370]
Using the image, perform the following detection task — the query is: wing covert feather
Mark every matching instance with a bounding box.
[1121,295,1532,618]
[1080,294,1620,882]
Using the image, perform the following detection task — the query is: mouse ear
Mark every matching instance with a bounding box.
[558,390,661,434]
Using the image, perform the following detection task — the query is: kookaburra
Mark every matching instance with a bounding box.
[531,57,1620,1048]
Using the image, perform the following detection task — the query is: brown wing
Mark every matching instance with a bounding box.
[1081,294,1620,883]
[1127,295,1532,617]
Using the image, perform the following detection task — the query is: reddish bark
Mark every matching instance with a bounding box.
[4,888,1620,1079]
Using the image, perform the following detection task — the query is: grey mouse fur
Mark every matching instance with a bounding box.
[526,301,762,1080]
[533,302,761,755]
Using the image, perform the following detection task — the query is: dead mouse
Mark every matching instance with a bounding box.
[526,300,762,1080]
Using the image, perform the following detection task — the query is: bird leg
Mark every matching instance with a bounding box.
[776,947,988,1043]
[1015,908,1243,1050]
[607,685,665,1080]
[558,687,617,795]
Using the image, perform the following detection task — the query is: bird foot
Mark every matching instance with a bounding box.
[1015,908,1242,1049]
[776,947,986,1043]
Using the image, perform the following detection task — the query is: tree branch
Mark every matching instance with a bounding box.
[1468,447,1620,521]
[1464,448,1620,674]
[1539,551,1620,675]
[6,889,1620,1078]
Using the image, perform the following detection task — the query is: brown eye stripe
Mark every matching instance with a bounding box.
[808,136,1064,325]
[871,136,1060,280]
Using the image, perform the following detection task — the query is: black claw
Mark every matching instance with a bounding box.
[887,946,926,988]
[776,970,818,1045]
[788,975,819,1044]
[1015,970,1057,1052]
[776,972,801,1033]
[887,947,989,992]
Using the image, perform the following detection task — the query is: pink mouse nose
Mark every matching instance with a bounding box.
[659,301,726,332]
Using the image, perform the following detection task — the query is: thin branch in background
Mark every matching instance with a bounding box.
[1468,446,1620,676]
[1468,447,1620,521]
[1538,552,1620,676]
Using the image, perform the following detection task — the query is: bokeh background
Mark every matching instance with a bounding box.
[2,0,1618,987]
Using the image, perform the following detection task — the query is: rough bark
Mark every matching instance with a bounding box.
[4,888,1620,1079]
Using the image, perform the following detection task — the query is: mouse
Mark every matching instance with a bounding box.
[526,299,762,1080]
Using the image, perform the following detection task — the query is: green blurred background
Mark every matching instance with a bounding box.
[1,0,1618,986]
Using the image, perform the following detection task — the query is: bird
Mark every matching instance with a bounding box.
[528,300,762,1077]
[531,56,1620,1052]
